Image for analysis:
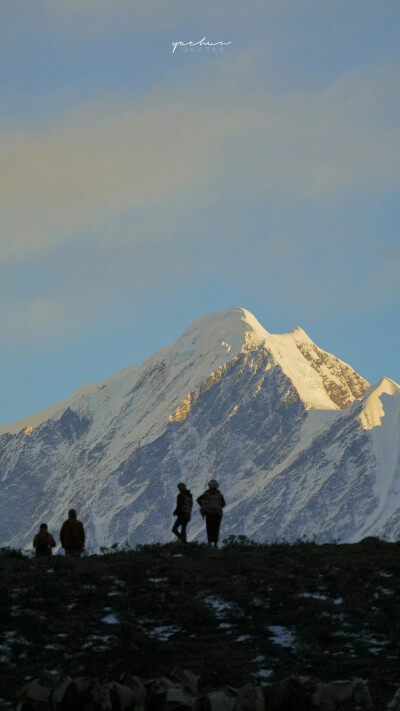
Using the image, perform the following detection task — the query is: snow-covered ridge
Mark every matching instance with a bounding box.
[1,307,367,436]
[0,308,373,437]
[353,378,400,542]
[190,308,369,411]
[0,365,139,437]
[359,378,400,430]
[147,307,370,414]
[0,381,101,437]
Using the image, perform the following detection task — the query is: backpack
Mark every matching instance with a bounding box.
[200,491,223,518]
[35,534,51,557]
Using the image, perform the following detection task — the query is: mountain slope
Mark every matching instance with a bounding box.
[0,307,398,549]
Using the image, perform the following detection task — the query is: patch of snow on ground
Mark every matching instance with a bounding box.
[203,596,234,616]
[299,592,328,601]
[148,625,181,641]
[202,595,241,630]
[101,614,119,624]
[0,631,30,663]
[255,670,273,680]
[268,625,296,648]
[82,634,112,648]
[364,635,389,654]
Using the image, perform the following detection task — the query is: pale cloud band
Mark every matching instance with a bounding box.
[1,62,398,264]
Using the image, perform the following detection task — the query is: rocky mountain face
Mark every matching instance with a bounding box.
[0,308,399,550]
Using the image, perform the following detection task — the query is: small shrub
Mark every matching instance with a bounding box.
[222,535,259,548]
[0,546,24,559]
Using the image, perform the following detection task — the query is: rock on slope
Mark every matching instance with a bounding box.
[0,308,399,549]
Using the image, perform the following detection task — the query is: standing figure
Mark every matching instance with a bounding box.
[197,480,225,547]
[33,523,57,557]
[172,482,193,543]
[60,508,85,556]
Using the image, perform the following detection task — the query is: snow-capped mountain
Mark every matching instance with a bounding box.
[0,308,399,550]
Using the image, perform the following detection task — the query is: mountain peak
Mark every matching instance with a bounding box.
[360,377,400,430]
[175,308,316,357]
[171,308,269,365]
[289,326,314,344]
[178,307,269,341]
[1,308,371,437]
[172,308,369,412]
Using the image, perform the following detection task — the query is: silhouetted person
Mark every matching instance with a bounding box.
[33,523,57,557]
[60,509,85,556]
[197,480,225,548]
[172,482,193,543]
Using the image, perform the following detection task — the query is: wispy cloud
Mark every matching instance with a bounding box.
[1,62,398,263]
[0,97,245,260]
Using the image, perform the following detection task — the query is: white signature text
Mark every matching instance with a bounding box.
[172,37,231,54]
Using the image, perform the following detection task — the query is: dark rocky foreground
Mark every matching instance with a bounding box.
[0,538,399,709]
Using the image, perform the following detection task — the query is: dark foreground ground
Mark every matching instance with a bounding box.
[0,537,399,709]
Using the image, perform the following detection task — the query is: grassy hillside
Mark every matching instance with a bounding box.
[0,538,399,709]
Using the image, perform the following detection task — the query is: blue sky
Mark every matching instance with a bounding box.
[0,0,399,424]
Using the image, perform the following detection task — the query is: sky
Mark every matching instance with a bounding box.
[0,0,399,425]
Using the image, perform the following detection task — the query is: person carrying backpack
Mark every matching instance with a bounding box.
[33,523,57,557]
[60,508,85,556]
[197,480,225,548]
[172,482,193,543]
